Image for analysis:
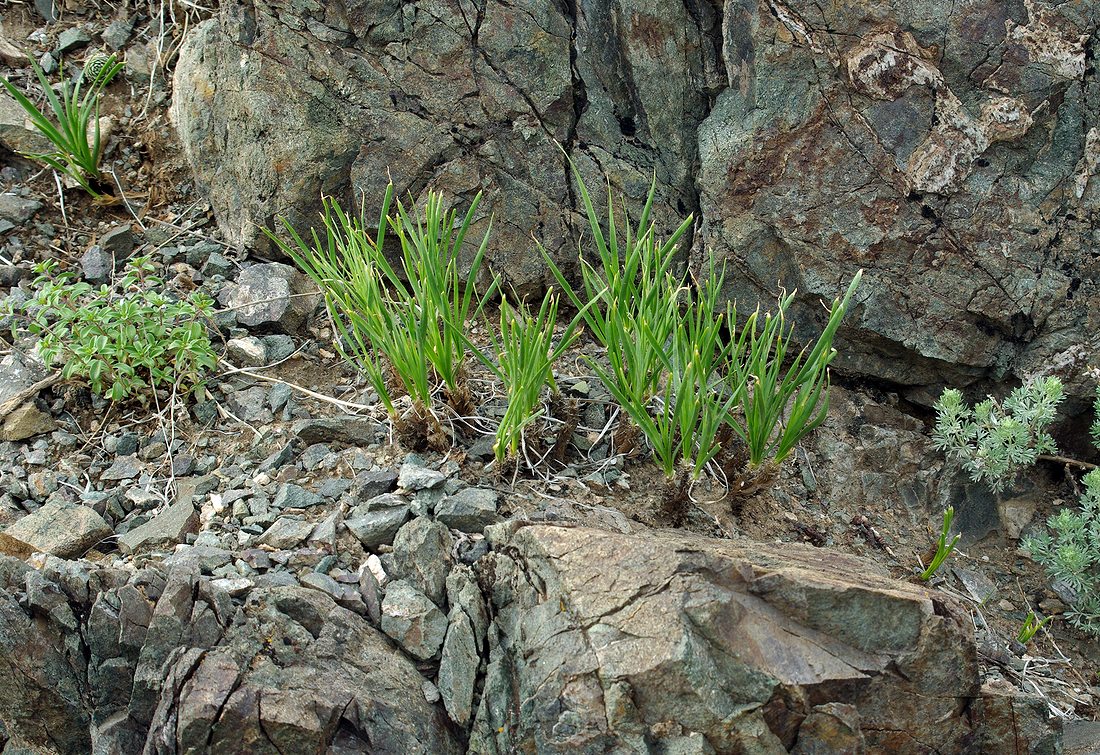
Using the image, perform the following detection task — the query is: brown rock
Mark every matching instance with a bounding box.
[3,501,112,558]
[0,402,55,441]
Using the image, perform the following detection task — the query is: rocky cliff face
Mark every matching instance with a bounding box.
[172,0,1099,398]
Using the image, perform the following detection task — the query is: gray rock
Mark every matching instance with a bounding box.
[293,416,384,446]
[345,505,410,550]
[437,609,478,726]
[380,580,448,661]
[102,18,135,50]
[163,545,233,574]
[398,459,446,492]
[267,382,293,412]
[271,483,322,510]
[201,252,234,278]
[257,517,315,549]
[100,226,135,258]
[116,499,199,555]
[224,386,272,424]
[391,517,453,607]
[0,194,41,225]
[353,468,399,500]
[0,402,55,442]
[436,487,501,532]
[225,262,318,333]
[225,336,267,367]
[468,524,990,753]
[0,91,53,155]
[3,501,112,557]
[208,577,253,597]
[257,439,301,472]
[261,334,295,362]
[100,455,144,481]
[57,27,92,52]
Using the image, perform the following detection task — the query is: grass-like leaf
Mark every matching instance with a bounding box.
[0,53,123,196]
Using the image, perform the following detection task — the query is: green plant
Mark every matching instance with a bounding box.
[1024,469,1100,635]
[1016,611,1054,644]
[932,377,1064,493]
[0,256,216,401]
[542,163,693,453]
[462,291,588,465]
[266,185,498,447]
[920,505,961,581]
[726,271,862,469]
[620,264,741,485]
[0,53,123,196]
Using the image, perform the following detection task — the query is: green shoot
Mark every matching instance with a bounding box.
[1016,611,1053,644]
[265,185,499,447]
[541,161,693,445]
[920,506,961,581]
[0,53,123,196]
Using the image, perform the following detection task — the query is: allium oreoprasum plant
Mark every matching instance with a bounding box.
[462,291,590,467]
[726,270,862,470]
[541,163,693,454]
[0,54,123,197]
[932,376,1064,493]
[265,185,498,449]
[622,265,740,481]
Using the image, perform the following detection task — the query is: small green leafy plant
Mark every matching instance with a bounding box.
[267,185,499,448]
[935,376,1100,635]
[932,377,1064,493]
[1,256,216,401]
[1024,468,1100,635]
[0,53,123,197]
[1016,611,1054,644]
[919,505,961,581]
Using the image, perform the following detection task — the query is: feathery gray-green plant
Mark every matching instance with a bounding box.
[932,377,1063,493]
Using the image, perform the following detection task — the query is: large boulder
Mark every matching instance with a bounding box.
[469,523,1051,753]
[170,0,717,297]
[696,0,1100,396]
[172,1,1100,399]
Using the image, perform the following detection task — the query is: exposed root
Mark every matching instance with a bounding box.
[613,418,640,458]
[661,469,692,527]
[394,402,450,452]
[548,391,578,464]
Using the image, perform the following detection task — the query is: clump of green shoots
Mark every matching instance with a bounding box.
[542,163,693,456]
[463,291,587,470]
[723,272,862,495]
[919,506,961,581]
[0,53,123,197]
[265,185,498,449]
[545,159,860,516]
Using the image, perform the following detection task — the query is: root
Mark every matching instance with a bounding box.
[661,469,692,527]
[548,391,578,465]
[394,402,450,452]
[613,418,640,458]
